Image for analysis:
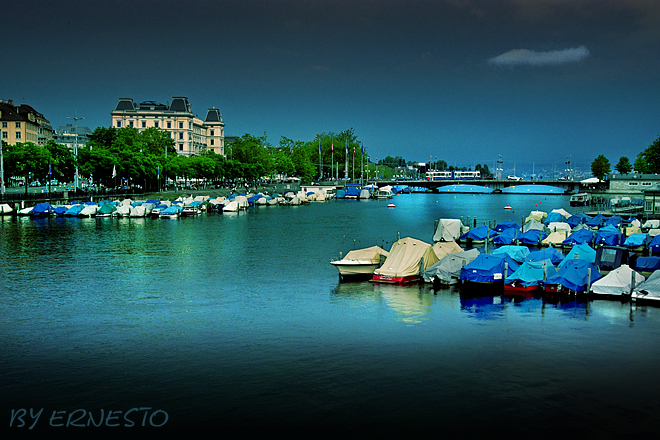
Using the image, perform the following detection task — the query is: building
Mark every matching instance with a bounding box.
[52,124,94,152]
[0,99,53,146]
[110,97,225,157]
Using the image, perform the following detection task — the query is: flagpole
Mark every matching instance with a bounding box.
[331,136,334,184]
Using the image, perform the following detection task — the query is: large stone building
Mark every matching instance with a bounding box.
[0,99,53,146]
[110,97,225,157]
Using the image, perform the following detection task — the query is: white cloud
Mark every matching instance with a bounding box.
[488,46,590,66]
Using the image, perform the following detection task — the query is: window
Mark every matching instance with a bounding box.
[642,182,652,186]
[179,144,183,151]
[16,122,21,128]
[210,130,214,136]
[179,122,183,129]
[142,121,146,128]
[117,121,122,128]
[167,122,171,129]
[646,201,653,212]
[628,182,639,186]
[155,121,159,128]
[129,121,134,127]
[16,132,21,139]
[210,139,214,145]
[1,132,7,139]
[179,132,184,140]
[1,122,6,128]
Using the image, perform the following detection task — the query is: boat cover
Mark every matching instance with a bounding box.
[494,220,520,232]
[32,202,52,216]
[586,214,607,228]
[336,190,346,199]
[493,245,530,263]
[594,246,636,272]
[635,256,660,272]
[422,249,480,284]
[562,229,594,246]
[460,253,520,283]
[594,225,623,246]
[517,229,547,245]
[493,228,516,245]
[504,259,556,287]
[459,225,496,241]
[526,248,564,265]
[605,215,623,227]
[648,235,660,252]
[623,233,649,248]
[642,219,660,229]
[97,204,116,215]
[544,212,566,225]
[559,243,596,267]
[373,237,432,278]
[53,206,68,215]
[551,208,572,219]
[542,231,567,246]
[545,259,602,292]
[0,203,13,214]
[546,222,571,233]
[343,246,389,264]
[359,189,371,199]
[433,219,468,242]
[64,204,84,216]
[633,270,660,302]
[567,214,591,228]
[345,187,361,197]
[525,211,547,223]
[522,219,545,232]
[429,240,464,261]
[591,265,645,296]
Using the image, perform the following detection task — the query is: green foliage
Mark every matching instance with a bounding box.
[591,154,611,180]
[614,156,632,174]
[634,136,660,174]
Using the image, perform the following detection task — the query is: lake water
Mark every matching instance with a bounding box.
[2,193,660,437]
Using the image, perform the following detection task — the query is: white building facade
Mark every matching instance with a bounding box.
[110,97,225,157]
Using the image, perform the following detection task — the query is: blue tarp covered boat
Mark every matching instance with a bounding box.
[493,245,530,263]
[526,248,565,265]
[649,235,660,253]
[635,256,660,272]
[504,259,557,290]
[517,229,548,245]
[567,214,591,228]
[605,215,623,227]
[494,220,520,233]
[594,225,624,246]
[460,253,520,284]
[31,202,52,217]
[493,228,517,245]
[544,212,565,225]
[559,243,596,267]
[545,259,602,293]
[562,229,594,247]
[64,204,84,216]
[623,233,649,249]
[586,214,608,228]
[459,225,496,242]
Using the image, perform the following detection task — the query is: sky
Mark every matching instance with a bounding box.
[3,0,660,177]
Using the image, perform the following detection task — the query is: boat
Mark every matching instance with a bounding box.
[223,201,240,212]
[594,225,624,247]
[374,186,393,199]
[31,202,52,218]
[129,205,147,217]
[79,204,99,217]
[64,204,84,217]
[387,203,395,208]
[633,256,660,277]
[330,246,389,281]
[492,245,530,263]
[632,270,660,303]
[544,259,601,295]
[433,219,469,243]
[115,205,132,217]
[17,206,34,216]
[504,259,556,296]
[558,242,596,268]
[493,228,517,245]
[181,204,201,216]
[561,229,594,248]
[0,203,14,215]
[504,204,512,210]
[371,237,433,284]
[96,203,117,217]
[516,228,547,246]
[570,193,592,206]
[458,225,496,244]
[423,249,480,287]
[359,189,371,199]
[590,264,644,299]
[541,231,568,247]
[494,220,520,233]
[525,248,565,266]
[159,205,182,219]
[460,253,520,291]
[623,233,649,252]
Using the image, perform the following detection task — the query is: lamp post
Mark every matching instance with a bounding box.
[0,139,4,196]
[68,110,84,191]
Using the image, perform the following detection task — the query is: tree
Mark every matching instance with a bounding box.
[634,136,660,174]
[591,155,611,181]
[3,142,52,195]
[614,156,632,174]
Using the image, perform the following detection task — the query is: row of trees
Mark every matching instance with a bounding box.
[2,125,499,191]
[591,135,660,180]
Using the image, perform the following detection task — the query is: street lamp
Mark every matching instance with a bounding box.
[68,110,84,191]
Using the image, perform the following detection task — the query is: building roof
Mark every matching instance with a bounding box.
[204,107,223,123]
[114,98,136,111]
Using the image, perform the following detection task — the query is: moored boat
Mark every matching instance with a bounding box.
[331,246,389,281]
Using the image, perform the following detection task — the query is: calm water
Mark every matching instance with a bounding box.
[2,193,660,436]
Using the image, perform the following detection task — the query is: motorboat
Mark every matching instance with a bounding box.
[504,259,556,296]
[590,264,644,299]
[160,205,182,219]
[0,203,14,215]
[330,246,389,281]
[423,249,480,287]
[544,259,601,295]
[372,237,433,284]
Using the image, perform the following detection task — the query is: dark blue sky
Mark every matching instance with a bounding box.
[3,0,659,176]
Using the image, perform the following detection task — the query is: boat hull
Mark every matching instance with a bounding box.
[331,261,379,280]
[371,274,419,284]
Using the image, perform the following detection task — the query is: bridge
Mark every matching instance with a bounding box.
[364,179,581,194]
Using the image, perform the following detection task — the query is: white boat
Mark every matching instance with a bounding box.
[0,203,14,215]
[181,205,201,216]
[116,205,132,217]
[570,193,592,206]
[160,205,182,219]
[223,201,239,212]
[18,206,34,216]
[374,186,393,199]
[330,246,389,280]
[129,205,147,217]
[79,205,99,217]
[632,270,660,303]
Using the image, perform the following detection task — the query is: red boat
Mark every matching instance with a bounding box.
[371,274,420,284]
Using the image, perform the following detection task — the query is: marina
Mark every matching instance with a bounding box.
[2,191,660,436]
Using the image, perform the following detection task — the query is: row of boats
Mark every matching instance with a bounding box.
[0,188,344,219]
[330,208,660,305]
